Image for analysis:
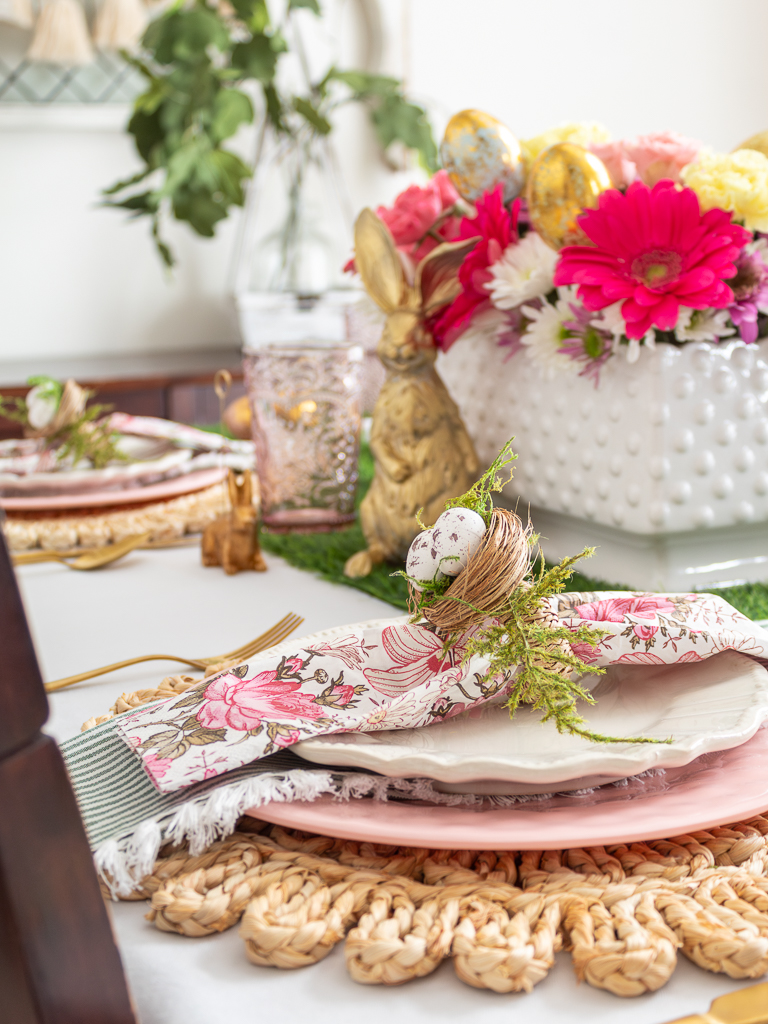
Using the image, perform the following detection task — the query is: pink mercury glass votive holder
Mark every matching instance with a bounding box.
[244,341,363,531]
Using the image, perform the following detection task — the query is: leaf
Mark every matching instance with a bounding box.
[211,88,253,143]
[288,0,320,12]
[171,689,207,709]
[186,728,227,744]
[104,190,157,216]
[172,187,228,236]
[293,96,331,135]
[370,95,438,172]
[331,69,399,98]
[156,738,191,760]
[232,33,282,83]
[229,0,269,31]
[161,138,209,197]
[172,8,230,60]
[209,149,251,203]
[152,217,175,269]
[127,107,164,165]
[138,729,178,750]
[262,82,285,132]
[101,168,150,197]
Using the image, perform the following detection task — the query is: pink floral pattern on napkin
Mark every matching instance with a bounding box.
[117,592,768,794]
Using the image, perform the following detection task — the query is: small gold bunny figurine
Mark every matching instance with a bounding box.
[202,470,267,574]
[344,209,480,579]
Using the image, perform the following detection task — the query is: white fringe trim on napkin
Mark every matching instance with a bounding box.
[94,766,667,898]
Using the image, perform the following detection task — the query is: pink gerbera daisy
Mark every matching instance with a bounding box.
[553,180,750,340]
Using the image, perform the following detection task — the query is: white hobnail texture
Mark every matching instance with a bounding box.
[438,335,768,588]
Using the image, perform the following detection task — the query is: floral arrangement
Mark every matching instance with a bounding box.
[351,120,768,385]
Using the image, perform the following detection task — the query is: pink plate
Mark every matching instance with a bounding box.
[250,727,768,849]
[0,467,227,511]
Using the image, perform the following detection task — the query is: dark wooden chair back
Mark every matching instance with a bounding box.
[0,525,135,1022]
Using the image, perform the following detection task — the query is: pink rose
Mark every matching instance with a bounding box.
[575,594,676,624]
[274,729,301,748]
[622,132,702,186]
[198,669,326,731]
[570,641,601,665]
[632,624,658,641]
[332,683,356,704]
[144,753,173,779]
[345,171,462,273]
[589,140,638,189]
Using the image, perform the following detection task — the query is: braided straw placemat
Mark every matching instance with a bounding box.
[3,481,231,552]
[110,811,768,998]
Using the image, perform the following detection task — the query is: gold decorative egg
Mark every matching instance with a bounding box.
[734,130,768,159]
[440,109,524,204]
[526,143,612,250]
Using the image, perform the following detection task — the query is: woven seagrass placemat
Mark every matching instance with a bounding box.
[110,811,768,998]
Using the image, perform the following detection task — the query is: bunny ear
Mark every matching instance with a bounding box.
[354,209,404,313]
[416,236,481,316]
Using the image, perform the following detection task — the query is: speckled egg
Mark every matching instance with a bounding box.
[431,508,487,577]
[440,109,524,204]
[405,529,446,592]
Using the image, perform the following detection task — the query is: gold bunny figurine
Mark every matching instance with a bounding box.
[202,470,267,574]
[344,209,480,579]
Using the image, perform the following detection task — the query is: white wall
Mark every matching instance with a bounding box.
[2,0,768,362]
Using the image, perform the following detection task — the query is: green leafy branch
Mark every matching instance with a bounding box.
[104,0,438,266]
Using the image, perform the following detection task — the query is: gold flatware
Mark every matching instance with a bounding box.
[45,612,304,693]
[12,534,201,564]
[662,981,768,1023]
[13,532,152,570]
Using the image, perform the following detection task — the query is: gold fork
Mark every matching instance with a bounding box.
[44,612,304,693]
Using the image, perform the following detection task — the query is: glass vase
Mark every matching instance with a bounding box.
[244,341,363,531]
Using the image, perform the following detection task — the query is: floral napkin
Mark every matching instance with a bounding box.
[117,592,768,795]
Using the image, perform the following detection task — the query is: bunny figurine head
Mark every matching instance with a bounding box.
[353,208,479,371]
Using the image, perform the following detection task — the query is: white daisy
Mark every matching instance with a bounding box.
[675,307,735,342]
[486,233,559,310]
[520,289,578,378]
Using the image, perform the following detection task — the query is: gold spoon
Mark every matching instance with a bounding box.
[12,532,152,571]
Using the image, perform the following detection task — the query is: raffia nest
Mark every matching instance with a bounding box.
[419,508,533,634]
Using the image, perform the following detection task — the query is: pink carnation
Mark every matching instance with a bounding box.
[588,140,638,189]
[622,131,702,187]
[345,171,462,272]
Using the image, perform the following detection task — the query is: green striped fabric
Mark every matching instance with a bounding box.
[60,716,324,850]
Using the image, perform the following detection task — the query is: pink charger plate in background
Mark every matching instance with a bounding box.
[0,467,228,511]
[249,726,768,850]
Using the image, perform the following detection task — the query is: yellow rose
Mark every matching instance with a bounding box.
[681,150,768,232]
[521,121,611,167]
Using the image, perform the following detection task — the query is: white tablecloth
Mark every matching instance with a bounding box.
[17,544,762,1024]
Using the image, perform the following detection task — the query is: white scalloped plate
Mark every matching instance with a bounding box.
[293,650,768,794]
